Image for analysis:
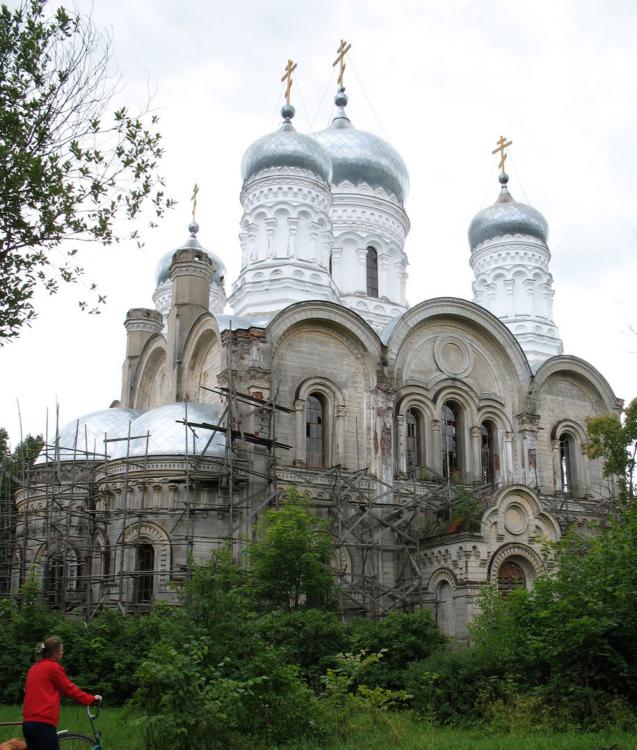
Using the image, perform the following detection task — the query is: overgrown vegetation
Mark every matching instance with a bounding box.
[2,400,637,746]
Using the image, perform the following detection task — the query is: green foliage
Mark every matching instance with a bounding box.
[134,638,261,750]
[253,607,348,689]
[248,487,335,611]
[464,505,637,726]
[451,487,485,532]
[406,648,508,725]
[587,398,637,504]
[0,0,174,341]
[319,651,411,740]
[347,609,446,690]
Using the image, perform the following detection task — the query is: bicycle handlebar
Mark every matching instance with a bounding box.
[87,702,101,720]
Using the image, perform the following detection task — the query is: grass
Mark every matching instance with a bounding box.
[0,704,144,749]
[2,705,636,750]
[284,712,637,750]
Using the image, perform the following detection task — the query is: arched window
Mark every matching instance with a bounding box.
[435,580,453,635]
[405,408,422,475]
[133,543,154,605]
[441,402,460,480]
[480,421,496,485]
[497,559,526,596]
[306,394,326,467]
[366,247,379,298]
[559,433,574,494]
[328,251,333,276]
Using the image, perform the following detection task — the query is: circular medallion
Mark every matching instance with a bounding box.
[433,335,473,378]
[504,504,528,535]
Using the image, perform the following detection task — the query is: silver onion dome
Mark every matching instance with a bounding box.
[312,88,409,205]
[108,402,226,459]
[35,408,141,464]
[155,222,226,287]
[469,173,548,250]
[241,104,332,185]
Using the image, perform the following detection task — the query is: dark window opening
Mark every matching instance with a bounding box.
[45,555,65,607]
[328,251,333,276]
[441,402,459,480]
[133,543,154,604]
[306,394,326,467]
[366,247,379,298]
[481,421,496,485]
[406,408,422,474]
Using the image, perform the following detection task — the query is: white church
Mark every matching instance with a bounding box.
[12,54,621,638]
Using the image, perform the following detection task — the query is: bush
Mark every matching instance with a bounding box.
[347,609,446,690]
[406,647,507,725]
[253,608,348,689]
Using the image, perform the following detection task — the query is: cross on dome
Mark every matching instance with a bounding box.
[492,135,513,175]
[191,183,199,224]
[281,59,298,106]
[333,39,351,88]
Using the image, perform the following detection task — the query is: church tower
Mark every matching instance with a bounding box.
[229,61,337,319]
[469,140,562,371]
[313,83,410,332]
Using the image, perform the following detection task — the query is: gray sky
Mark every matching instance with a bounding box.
[1,0,635,446]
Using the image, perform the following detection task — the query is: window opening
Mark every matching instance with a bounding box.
[497,559,526,596]
[406,408,422,474]
[306,394,326,467]
[481,422,496,485]
[366,247,379,298]
[133,543,154,604]
[45,554,65,607]
[559,434,574,494]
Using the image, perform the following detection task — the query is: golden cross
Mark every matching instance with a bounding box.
[281,59,298,105]
[191,183,199,223]
[333,39,352,88]
[492,135,513,174]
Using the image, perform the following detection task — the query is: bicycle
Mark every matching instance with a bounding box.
[57,704,103,749]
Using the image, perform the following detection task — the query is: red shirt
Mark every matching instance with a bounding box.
[22,659,96,727]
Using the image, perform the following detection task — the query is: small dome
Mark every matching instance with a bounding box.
[108,402,226,459]
[35,408,140,464]
[155,224,226,287]
[241,105,332,185]
[312,89,409,205]
[469,174,548,249]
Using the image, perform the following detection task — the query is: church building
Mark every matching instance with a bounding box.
[12,48,620,638]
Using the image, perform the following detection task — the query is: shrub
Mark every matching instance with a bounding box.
[347,609,446,690]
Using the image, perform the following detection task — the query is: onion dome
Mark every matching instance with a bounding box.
[241,104,332,185]
[35,408,140,464]
[108,402,226,459]
[312,88,409,205]
[155,222,226,287]
[469,173,548,250]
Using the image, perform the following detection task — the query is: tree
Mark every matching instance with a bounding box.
[587,397,637,505]
[249,488,335,611]
[0,0,174,341]
[0,429,44,592]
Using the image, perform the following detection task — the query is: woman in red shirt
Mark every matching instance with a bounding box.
[22,636,102,750]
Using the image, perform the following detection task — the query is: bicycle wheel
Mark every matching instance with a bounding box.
[57,731,97,748]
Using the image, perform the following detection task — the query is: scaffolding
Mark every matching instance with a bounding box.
[0,329,613,622]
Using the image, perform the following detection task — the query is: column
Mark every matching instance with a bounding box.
[431,418,442,475]
[470,426,481,484]
[335,404,346,467]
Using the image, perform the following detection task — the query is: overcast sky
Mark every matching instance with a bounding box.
[1,0,635,447]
